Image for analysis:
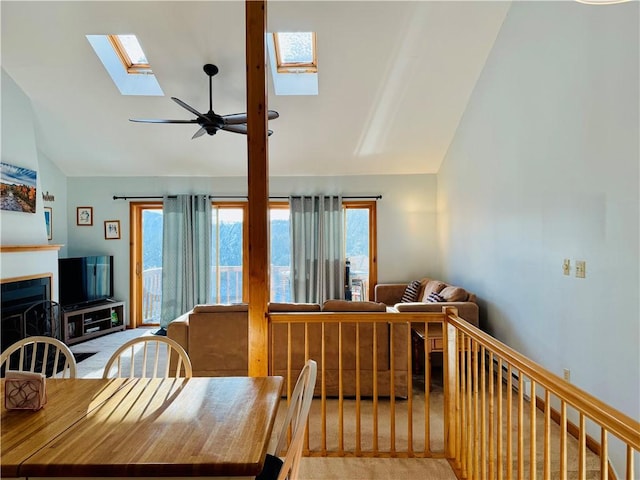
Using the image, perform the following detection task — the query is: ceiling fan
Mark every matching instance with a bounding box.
[130,64,279,139]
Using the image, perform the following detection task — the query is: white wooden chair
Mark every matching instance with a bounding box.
[102,336,192,379]
[257,359,317,480]
[0,335,76,378]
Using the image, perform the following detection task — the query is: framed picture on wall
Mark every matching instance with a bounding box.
[76,206,93,226]
[0,162,37,214]
[44,207,52,240]
[104,220,120,240]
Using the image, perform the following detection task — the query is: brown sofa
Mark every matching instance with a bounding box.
[270,300,408,398]
[374,278,479,327]
[167,300,409,398]
[167,304,249,377]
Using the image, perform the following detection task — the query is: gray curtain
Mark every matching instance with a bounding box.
[160,194,212,329]
[289,195,343,303]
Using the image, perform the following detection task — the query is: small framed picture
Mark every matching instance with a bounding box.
[104,220,121,240]
[76,206,93,226]
[44,207,52,240]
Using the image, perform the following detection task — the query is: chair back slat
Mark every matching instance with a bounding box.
[271,359,317,480]
[1,336,77,379]
[103,336,192,379]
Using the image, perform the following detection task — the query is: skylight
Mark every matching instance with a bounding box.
[108,34,152,74]
[274,32,317,73]
[87,35,163,96]
[267,32,318,96]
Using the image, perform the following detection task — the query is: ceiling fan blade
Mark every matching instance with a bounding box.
[192,127,207,139]
[223,110,279,125]
[222,113,248,125]
[130,118,199,124]
[221,124,248,135]
[171,97,208,121]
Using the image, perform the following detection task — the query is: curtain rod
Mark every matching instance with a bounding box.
[113,195,382,201]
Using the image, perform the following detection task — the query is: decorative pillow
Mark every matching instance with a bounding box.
[439,286,468,302]
[420,281,446,302]
[401,280,421,303]
[426,292,445,303]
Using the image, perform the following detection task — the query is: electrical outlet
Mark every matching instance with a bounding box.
[563,368,571,382]
[576,260,586,278]
[562,259,571,275]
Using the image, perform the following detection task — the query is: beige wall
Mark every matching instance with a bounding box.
[65,173,438,304]
[436,1,638,472]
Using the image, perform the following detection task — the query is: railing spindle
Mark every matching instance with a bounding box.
[497,357,503,480]
[529,379,536,480]
[517,372,524,480]
[372,321,379,453]
[601,428,608,480]
[355,322,361,454]
[579,413,586,479]
[507,364,513,480]
[488,351,495,480]
[544,390,551,480]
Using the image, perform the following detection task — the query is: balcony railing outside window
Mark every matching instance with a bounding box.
[142,265,292,323]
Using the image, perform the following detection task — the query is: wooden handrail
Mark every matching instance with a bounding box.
[442,306,640,450]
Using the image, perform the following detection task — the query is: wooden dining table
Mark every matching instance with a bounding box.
[1,375,283,478]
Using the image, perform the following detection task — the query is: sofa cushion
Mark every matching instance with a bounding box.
[439,286,468,302]
[322,300,387,312]
[400,280,421,303]
[420,280,446,302]
[268,302,321,312]
[426,292,445,303]
[193,303,248,313]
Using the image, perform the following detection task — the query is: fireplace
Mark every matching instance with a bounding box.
[1,274,57,352]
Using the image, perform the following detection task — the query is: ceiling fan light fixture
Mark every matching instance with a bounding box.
[129,63,279,139]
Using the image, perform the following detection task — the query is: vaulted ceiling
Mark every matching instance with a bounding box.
[1,1,511,177]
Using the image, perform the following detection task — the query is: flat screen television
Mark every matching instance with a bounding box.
[58,255,114,308]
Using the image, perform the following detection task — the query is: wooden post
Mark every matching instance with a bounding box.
[443,306,459,459]
[246,0,269,377]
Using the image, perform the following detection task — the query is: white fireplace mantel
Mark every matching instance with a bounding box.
[1,245,63,301]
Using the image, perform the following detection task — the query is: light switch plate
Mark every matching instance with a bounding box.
[562,259,570,276]
[576,260,586,278]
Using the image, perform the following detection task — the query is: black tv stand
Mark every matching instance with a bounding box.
[62,300,125,345]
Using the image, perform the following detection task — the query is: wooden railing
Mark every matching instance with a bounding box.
[268,310,448,458]
[442,306,640,480]
[268,308,640,479]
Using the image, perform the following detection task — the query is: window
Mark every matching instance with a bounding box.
[344,202,376,301]
[108,34,152,75]
[130,200,376,327]
[268,200,377,302]
[270,204,291,302]
[211,204,247,304]
[86,35,163,96]
[273,32,318,74]
[267,32,318,96]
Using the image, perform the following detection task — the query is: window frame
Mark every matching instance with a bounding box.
[273,32,318,74]
[342,200,378,301]
[211,202,248,303]
[108,34,152,75]
[130,199,377,322]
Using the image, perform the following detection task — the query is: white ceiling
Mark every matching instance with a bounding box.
[1,1,511,177]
